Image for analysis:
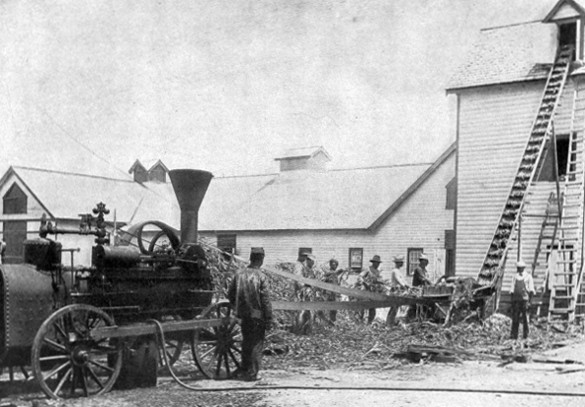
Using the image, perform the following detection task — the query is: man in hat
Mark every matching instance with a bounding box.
[509,260,535,340]
[412,253,432,287]
[408,253,433,319]
[228,247,273,381]
[320,258,345,323]
[386,255,409,325]
[358,255,384,323]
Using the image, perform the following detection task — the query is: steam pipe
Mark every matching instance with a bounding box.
[169,169,213,245]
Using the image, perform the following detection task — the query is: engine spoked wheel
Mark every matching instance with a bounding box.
[191,301,242,379]
[31,304,122,399]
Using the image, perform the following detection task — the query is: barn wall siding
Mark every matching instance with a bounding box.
[456,81,544,278]
[455,75,582,283]
[201,153,455,283]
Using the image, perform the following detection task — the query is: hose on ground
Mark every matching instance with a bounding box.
[148,319,585,398]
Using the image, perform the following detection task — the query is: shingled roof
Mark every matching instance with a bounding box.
[1,143,455,233]
[1,166,154,222]
[447,21,557,91]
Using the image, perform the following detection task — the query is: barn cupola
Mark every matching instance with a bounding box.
[274,146,331,172]
[129,159,169,183]
[544,0,585,60]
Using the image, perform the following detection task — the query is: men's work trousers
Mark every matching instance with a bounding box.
[359,308,376,324]
[510,299,529,339]
[241,318,266,380]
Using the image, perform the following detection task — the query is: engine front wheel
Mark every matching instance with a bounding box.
[31,304,123,399]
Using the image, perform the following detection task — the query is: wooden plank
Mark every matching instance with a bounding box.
[91,318,226,341]
[272,298,423,311]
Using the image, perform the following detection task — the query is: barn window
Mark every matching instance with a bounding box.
[559,21,578,59]
[445,177,456,210]
[537,134,571,181]
[3,183,27,214]
[217,234,236,256]
[297,247,312,261]
[348,248,363,270]
[445,230,456,276]
[407,248,424,276]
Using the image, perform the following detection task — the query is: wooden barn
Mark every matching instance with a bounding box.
[448,0,585,320]
[1,146,455,283]
[195,144,456,280]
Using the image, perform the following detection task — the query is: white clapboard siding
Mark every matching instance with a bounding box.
[201,153,455,282]
[455,81,544,278]
[455,75,582,281]
[502,182,557,292]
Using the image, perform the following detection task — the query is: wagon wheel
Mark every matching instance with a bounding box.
[191,301,242,379]
[31,304,123,399]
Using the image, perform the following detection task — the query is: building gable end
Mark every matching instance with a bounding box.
[544,0,585,23]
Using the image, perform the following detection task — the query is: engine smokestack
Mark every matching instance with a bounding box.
[169,169,213,245]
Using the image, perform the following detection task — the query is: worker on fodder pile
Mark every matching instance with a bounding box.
[386,255,410,325]
[319,258,345,323]
[293,252,322,333]
[358,255,386,324]
[228,247,273,381]
[509,260,535,340]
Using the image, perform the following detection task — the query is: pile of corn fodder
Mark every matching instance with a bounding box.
[262,313,584,370]
[201,243,584,369]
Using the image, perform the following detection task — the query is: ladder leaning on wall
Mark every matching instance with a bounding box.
[477,45,574,288]
[548,81,585,324]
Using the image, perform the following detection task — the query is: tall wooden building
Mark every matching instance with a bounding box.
[449,0,585,320]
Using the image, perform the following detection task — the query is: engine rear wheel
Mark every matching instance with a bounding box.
[191,301,242,379]
[31,304,122,399]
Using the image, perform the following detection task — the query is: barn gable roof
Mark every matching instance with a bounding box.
[1,143,455,233]
[204,143,456,232]
[447,21,557,91]
[4,166,154,222]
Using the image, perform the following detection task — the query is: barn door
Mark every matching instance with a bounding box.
[2,221,27,264]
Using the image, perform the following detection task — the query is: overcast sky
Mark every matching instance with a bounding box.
[0,0,558,179]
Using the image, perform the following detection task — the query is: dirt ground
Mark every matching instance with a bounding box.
[2,339,585,407]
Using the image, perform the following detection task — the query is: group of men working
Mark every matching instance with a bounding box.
[292,251,434,325]
[227,247,538,382]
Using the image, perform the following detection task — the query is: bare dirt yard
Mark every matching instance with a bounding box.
[2,314,584,407]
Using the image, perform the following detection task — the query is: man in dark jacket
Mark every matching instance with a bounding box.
[228,247,272,381]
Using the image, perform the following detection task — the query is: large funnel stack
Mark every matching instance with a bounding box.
[169,169,213,245]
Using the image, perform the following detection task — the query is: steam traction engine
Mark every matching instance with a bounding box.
[0,169,242,399]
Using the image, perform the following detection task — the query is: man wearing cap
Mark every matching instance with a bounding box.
[509,260,535,340]
[386,255,409,325]
[228,248,273,381]
[358,255,384,323]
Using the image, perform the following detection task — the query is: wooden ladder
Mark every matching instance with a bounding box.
[548,83,585,324]
[478,45,574,286]
[530,192,560,277]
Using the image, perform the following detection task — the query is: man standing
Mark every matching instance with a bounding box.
[412,253,432,287]
[228,247,272,381]
[320,258,343,323]
[358,255,384,324]
[386,255,409,325]
[509,260,535,340]
[408,253,433,319]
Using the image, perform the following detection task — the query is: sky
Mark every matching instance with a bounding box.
[0,0,559,179]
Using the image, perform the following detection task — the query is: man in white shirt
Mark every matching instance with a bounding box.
[386,255,409,325]
[509,260,536,340]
